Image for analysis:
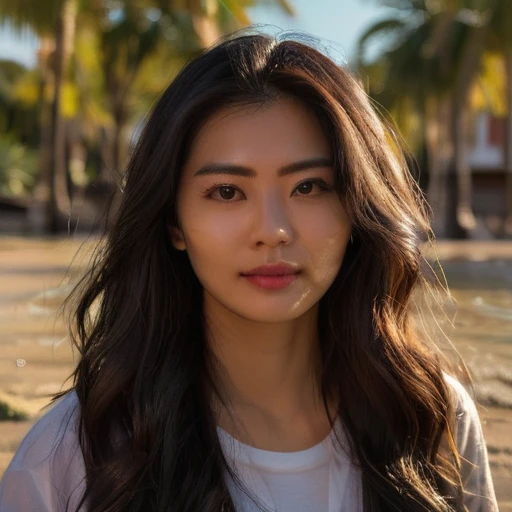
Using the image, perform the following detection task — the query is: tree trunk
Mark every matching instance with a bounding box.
[105,110,126,228]
[27,38,53,233]
[446,101,473,238]
[444,21,488,238]
[112,112,124,178]
[46,0,77,233]
[425,97,456,237]
[504,46,512,236]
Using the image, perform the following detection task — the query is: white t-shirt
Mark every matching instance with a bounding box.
[217,414,361,512]
[0,374,499,511]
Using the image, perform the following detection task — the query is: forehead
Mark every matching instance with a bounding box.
[183,96,331,173]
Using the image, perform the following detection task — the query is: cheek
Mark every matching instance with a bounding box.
[298,203,351,278]
[177,201,243,276]
[184,209,244,253]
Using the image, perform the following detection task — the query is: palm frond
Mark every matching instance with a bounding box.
[220,0,252,25]
[0,0,62,34]
[377,0,428,12]
[357,17,407,65]
[273,0,295,16]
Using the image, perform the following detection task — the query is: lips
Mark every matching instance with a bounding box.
[241,263,301,276]
[242,273,299,290]
[240,263,302,290]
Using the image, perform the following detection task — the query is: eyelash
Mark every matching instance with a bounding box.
[202,178,333,202]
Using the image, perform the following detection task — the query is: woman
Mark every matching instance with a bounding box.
[0,32,498,512]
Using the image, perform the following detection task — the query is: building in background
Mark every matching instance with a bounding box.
[468,112,508,234]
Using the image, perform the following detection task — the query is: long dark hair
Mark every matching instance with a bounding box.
[53,31,465,511]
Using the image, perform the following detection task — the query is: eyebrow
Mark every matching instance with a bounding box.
[193,157,333,178]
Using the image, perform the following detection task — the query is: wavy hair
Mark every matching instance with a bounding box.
[53,31,465,511]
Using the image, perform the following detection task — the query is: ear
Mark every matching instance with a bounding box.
[168,224,187,251]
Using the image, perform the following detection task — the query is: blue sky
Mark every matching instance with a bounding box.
[0,0,393,68]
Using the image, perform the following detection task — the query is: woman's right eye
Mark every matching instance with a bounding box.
[203,184,244,202]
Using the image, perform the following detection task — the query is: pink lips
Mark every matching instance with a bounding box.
[241,263,301,290]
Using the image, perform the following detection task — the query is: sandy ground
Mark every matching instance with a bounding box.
[0,237,511,508]
[479,407,512,510]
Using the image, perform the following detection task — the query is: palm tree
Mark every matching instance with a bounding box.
[358,0,491,238]
[486,0,512,236]
[46,0,78,232]
[0,0,78,232]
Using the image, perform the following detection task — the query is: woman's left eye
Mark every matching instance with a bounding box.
[293,179,332,196]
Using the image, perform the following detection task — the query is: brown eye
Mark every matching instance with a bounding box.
[218,186,236,200]
[204,184,243,202]
[297,182,314,195]
[293,179,332,196]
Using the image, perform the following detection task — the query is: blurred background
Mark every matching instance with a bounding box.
[0,0,511,509]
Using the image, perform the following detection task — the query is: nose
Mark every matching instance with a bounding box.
[252,191,294,248]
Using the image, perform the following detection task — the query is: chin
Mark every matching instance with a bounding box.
[232,301,314,324]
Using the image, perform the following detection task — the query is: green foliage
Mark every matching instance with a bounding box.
[0,0,63,35]
[357,0,503,152]
[0,59,30,129]
[0,400,29,421]
[0,136,38,196]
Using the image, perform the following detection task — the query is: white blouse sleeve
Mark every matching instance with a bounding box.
[444,373,499,512]
[0,391,87,512]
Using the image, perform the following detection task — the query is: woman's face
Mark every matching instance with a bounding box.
[170,96,352,323]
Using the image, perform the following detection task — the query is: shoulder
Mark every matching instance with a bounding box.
[442,372,499,511]
[442,371,486,458]
[443,372,478,424]
[442,372,483,449]
[7,390,81,471]
[443,372,475,413]
[0,390,87,511]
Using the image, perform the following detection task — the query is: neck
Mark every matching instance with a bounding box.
[203,289,334,450]
[205,291,322,413]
